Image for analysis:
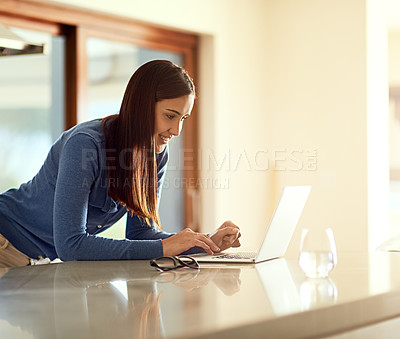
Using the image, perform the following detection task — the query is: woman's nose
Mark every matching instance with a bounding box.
[170,121,182,137]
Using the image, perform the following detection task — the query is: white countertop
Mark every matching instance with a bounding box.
[1,251,400,338]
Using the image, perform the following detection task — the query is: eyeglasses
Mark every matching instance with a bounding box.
[150,255,199,272]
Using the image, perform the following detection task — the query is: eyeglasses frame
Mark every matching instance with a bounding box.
[150,255,199,272]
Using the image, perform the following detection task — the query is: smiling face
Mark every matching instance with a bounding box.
[154,94,195,153]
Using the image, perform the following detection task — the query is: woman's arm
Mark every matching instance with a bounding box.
[53,134,164,261]
[125,214,174,240]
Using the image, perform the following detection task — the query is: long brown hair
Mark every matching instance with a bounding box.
[102,60,195,228]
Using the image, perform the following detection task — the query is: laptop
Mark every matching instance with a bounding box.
[192,185,311,264]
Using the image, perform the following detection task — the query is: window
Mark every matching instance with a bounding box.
[0,26,64,192]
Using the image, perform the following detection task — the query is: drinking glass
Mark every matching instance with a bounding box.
[298,228,337,279]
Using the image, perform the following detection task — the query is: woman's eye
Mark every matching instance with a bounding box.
[166,114,175,120]
[181,115,189,121]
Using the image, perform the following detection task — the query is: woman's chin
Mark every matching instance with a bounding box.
[155,144,166,154]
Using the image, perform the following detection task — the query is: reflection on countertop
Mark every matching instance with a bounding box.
[156,267,241,295]
[1,252,400,338]
[256,258,337,315]
[0,261,243,339]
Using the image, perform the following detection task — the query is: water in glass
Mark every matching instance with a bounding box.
[299,228,337,279]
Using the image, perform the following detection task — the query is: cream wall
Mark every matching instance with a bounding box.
[387,30,400,242]
[388,31,400,85]
[250,0,368,255]
[51,0,389,255]
[388,32,400,171]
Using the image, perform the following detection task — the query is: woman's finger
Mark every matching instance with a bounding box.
[197,233,220,252]
[223,234,237,243]
[193,239,214,255]
[231,239,241,247]
[220,227,240,238]
[220,221,240,230]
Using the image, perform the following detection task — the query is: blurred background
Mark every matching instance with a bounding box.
[2,0,400,258]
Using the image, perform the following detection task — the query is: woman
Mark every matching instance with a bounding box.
[0,60,240,268]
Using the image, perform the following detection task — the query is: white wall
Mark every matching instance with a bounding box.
[51,0,389,255]
[367,0,389,251]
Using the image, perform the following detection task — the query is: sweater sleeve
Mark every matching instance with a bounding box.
[125,215,174,240]
[53,134,164,261]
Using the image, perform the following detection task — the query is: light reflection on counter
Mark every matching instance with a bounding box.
[299,278,338,310]
[0,261,244,339]
[368,251,391,295]
[256,258,337,315]
[0,259,340,338]
[0,262,163,339]
[156,267,241,295]
[2,253,400,339]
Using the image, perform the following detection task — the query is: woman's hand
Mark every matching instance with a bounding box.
[210,220,241,252]
[162,228,220,256]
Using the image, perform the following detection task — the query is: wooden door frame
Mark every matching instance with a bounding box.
[0,0,199,229]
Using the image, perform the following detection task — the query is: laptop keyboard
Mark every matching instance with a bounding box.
[212,252,257,260]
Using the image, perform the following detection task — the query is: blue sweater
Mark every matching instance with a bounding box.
[0,119,174,261]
